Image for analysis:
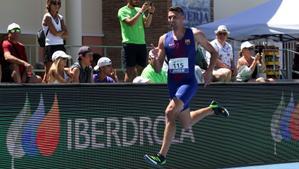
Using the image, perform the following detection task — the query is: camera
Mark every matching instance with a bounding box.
[255,45,264,55]
[146,1,153,6]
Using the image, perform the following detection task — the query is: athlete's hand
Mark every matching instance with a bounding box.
[203,69,213,87]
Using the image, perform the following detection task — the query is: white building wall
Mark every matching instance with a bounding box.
[0,0,66,35]
[0,0,102,36]
[214,0,269,21]
[82,0,103,37]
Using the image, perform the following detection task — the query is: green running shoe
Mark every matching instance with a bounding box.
[209,100,230,117]
[144,154,166,168]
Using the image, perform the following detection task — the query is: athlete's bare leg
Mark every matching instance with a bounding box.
[159,98,184,157]
[159,104,214,157]
[179,107,214,129]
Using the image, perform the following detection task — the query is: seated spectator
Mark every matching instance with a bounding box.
[236,41,274,82]
[210,25,236,82]
[140,50,167,83]
[70,46,93,83]
[0,63,2,82]
[1,23,42,83]
[47,50,72,83]
[93,57,117,83]
[0,38,3,83]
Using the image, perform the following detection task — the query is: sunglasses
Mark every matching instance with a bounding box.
[217,32,227,36]
[9,28,21,33]
[51,1,61,6]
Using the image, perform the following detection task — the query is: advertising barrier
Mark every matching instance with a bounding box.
[0,83,299,169]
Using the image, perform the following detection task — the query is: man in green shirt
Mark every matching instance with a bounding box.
[141,50,167,83]
[118,0,155,82]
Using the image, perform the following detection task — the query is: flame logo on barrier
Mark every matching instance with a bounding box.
[6,94,60,166]
[271,92,299,155]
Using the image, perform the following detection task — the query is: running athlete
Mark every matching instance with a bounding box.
[144,6,229,168]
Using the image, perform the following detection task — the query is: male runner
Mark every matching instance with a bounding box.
[144,6,229,167]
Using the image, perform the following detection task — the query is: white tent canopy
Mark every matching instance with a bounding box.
[198,0,299,41]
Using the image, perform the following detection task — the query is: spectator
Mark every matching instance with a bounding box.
[0,37,3,82]
[210,25,236,82]
[0,35,5,83]
[236,41,274,82]
[2,23,42,83]
[47,50,72,84]
[140,49,167,83]
[93,57,117,83]
[0,63,2,82]
[42,0,68,83]
[70,46,93,83]
[118,0,155,82]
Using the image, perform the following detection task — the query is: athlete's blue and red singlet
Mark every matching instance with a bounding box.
[164,28,198,110]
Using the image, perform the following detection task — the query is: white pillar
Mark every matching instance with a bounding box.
[65,0,82,61]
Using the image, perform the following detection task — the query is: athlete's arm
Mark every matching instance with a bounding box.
[152,34,166,73]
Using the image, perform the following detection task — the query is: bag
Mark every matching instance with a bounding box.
[37,28,49,47]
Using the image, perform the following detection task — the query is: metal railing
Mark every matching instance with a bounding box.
[24,43,298,80]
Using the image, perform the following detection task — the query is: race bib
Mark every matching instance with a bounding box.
[169,58,189,74]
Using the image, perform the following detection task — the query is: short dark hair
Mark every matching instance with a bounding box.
[168,6,185,16]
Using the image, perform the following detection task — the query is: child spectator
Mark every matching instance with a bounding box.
[70,46,93,83]
[93,57,117,83]
[47,50,72,83]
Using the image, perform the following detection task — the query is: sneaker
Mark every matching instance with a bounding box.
[209,100,229,117]
[144,154,166,168]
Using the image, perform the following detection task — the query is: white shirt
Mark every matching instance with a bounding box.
[42,13,64,46]
[210,39,234,68]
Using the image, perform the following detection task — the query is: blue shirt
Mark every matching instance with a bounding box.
[93,74,115,83]
[164,28,196,84]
